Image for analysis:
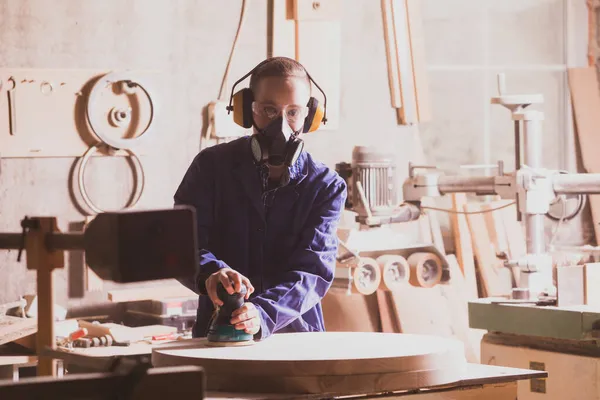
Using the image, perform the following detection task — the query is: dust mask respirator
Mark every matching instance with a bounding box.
[250,116,304,167]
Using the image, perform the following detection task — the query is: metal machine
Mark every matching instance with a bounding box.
[335,146,449,295]
[402,74,599,302]
[337,146,421,228]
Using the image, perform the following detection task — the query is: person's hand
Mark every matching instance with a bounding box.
[230,302,261,335]
[205,268,254,307]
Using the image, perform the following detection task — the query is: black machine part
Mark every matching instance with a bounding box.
[0,206,200,285]
[84,206,200,283]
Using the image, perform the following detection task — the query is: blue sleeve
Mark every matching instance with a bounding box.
[250,177,347,340]
[173,150,230,295]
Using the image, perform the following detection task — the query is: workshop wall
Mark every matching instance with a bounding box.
[0,0,271,305]
[0,0,425,306]
[0,0,590,306]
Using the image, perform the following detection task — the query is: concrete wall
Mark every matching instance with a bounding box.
[0,0,589,306]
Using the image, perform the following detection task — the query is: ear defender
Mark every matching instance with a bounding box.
[303,97,325,133]
[227,57,328,132]
[232,88,255,129]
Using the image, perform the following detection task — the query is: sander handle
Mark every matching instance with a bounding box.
[216,280,247,313]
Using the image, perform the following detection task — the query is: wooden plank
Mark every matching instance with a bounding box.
[389,254,483,363]
[375,290,401,333]
[469,299,600,340]
[0,355,37,367]
[294,2,341,131]
[482,337,599,399]
[584,262,600,307]
[567,67,600,244]
[439,255,486,363]
[420,197,446,255]
[0,316,37,346]
[107,285,196,302]
[26,217,64,377]
[405,0,431,122]
[588,0,598,67]
[499,203,525,288]
[390,0,417,124]
[449,193,478,299]
[482,201,510,260]
[463,202,513,297]
[78,320,143,343]
[381,0,403,109]
[481,199,522,288]
[269,0,296,58]
[557,265,586,307]
[322,288,380,332]
[293,0,341,20]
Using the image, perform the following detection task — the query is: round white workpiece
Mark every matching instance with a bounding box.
[152,332,467,394]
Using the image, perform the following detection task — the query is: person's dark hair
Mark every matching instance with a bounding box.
[249,57,311,93]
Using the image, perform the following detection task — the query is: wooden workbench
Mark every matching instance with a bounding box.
[203,364,545,400]
[0,330,548,400]
[469,298,600,399]
[0,354,37,380]
[0,344,546,399]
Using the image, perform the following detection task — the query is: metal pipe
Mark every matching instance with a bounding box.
[523,114,545,255]
[553,173,600,195]
[45,232,85,251]
[438,176,497,195]
[0,233,21,249]
[526,214,545,254]
[0,232,85,251]
[523,116,543,168]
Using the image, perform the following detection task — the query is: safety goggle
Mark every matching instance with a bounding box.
[251,102,309,123]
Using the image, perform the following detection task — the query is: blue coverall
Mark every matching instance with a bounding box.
[173,136,347,340]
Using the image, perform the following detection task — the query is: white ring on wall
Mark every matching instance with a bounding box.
[76,144,145,215]
[86,71,156,150]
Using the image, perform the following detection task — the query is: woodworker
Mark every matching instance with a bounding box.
[174,57,347,340]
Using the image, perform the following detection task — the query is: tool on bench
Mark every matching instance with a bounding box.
[206,281,254,346]
[57,328,88,348]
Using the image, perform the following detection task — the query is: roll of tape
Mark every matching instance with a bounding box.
[86,71,157,150]
[376,255,410,291]
[351,257,382,295]
[407,252,443,288]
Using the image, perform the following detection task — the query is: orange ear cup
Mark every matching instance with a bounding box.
[232,88,254,129]
[303,97,324,133]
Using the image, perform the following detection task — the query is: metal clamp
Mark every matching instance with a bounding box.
[86,71,157,150]
[76,144,145,214]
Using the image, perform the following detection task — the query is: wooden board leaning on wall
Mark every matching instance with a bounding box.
[568,66,600,245]
[269,0,341,130]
